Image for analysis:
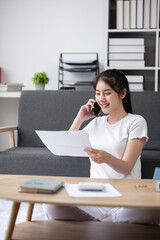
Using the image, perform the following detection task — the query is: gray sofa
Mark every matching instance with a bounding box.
[0,90,160,179]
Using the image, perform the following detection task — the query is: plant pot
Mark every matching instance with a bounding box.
[35,84,45,90]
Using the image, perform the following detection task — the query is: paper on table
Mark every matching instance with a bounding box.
[36,130,91,157]
[64,183,122,197]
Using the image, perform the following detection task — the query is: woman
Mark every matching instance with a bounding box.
[43,69,159,224]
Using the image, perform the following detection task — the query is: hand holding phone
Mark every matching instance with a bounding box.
[90,102,101,116]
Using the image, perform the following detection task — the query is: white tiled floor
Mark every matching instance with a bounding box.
[0,199,45,240]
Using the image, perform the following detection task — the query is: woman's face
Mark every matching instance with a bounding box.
[95,79,125,115]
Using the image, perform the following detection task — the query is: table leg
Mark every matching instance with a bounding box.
[26,203,34,221]
[5,201,20,240]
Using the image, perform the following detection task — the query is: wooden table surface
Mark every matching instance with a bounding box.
[1,174,160,240]
[0,174,160,209]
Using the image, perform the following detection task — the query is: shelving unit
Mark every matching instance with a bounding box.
[58,52,99,90]
[106,0,160,91]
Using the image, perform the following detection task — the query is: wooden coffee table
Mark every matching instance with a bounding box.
[0,175,160,240]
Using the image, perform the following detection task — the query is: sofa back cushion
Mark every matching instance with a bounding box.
[18,90,95,147]
[131,91,160,150]
[18,90,160,150]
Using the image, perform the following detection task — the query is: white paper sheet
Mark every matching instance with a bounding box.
[36,130,92,157]
[64,183,122,198]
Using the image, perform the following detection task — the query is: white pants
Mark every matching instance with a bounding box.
[43,204,160,225]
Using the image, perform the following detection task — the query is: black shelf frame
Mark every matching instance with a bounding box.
[58,52,99,90]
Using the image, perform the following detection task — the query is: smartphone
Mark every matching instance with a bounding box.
[90,102,101,116]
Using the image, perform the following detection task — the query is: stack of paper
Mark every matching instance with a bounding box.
[108,38,145,68]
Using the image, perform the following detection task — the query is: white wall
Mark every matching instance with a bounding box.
[0,0,107,150]
[0,0,107,90]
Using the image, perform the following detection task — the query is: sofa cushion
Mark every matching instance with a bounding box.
[0,147,90,177]
[18,91,160,150]
[18,91,95,147]
[131,92,160,150]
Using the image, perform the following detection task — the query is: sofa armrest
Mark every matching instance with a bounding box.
[0,126,18,148]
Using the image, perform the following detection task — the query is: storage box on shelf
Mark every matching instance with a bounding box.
[108,38,145,68]
[58,53,99,90]
[126,75,144,92]
[107,0,159,92]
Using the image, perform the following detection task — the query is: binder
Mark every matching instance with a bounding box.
[137,0,143,28]
[116,0,123,29]
[123,0,130,29]
[130,0,136,29]
[150,0,158,28]
[144,0,150,29]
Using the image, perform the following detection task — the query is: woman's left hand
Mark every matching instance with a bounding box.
[84,147,107,164]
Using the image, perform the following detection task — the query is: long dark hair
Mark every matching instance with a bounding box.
[93,69,133,113]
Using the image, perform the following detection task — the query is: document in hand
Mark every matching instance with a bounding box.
[36,130,92,157]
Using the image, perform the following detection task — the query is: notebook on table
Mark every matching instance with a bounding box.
[18,179,64,194]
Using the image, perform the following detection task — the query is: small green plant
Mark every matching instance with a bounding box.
[32,72,50,84]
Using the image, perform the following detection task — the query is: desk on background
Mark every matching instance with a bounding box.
[0,175,160,240]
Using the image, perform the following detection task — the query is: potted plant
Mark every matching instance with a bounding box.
[32,72,50,90]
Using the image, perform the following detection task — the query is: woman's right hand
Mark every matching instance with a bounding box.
[77,99,96,122]
[69,99,96,130]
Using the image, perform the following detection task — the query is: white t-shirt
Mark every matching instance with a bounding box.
[84,113,148,179]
